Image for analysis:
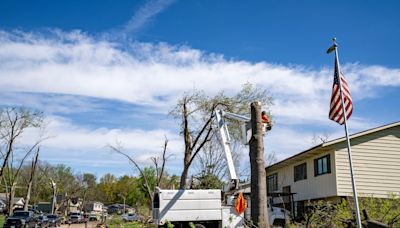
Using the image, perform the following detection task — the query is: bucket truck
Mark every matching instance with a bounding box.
[152,110,289,228]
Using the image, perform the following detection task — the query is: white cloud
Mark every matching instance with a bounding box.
[1,30,399,174]
[2,30,399,125]
[120,0,176,37]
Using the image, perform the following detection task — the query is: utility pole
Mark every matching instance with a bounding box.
[249,101,269,227]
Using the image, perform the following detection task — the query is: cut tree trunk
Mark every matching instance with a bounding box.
[249,101,269,227]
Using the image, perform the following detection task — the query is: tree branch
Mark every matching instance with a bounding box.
[109,144,154,203]
[157,137,169,186]
[190,111,214,151]
[188,123,213,167]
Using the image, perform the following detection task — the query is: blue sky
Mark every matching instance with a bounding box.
[0,0,399,179]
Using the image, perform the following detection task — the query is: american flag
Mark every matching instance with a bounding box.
[329,55,353,125]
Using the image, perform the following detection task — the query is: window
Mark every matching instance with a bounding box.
[314,154,331,176]
[267,173,278,192]
[294,163,307,181]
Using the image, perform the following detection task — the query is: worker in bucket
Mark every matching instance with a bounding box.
[261,111,272,131]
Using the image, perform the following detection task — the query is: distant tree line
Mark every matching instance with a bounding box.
[3,161,179,215]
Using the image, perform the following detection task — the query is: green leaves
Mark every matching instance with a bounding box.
[297,194,400,227]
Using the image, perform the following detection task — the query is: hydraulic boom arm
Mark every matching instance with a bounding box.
[214,110,250,191]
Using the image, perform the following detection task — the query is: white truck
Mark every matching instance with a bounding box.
[152,110,289,227]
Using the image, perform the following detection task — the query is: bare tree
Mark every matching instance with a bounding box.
[24,147,40,210]
[4,142,42,215]
[265,151,278,167]
[170,92,217,189]
[0,107,44,215]
[312,132,330,145]
[0,107,43,178]
[150,137,172,187]
[109,138,170,203]
[171,83,273,189]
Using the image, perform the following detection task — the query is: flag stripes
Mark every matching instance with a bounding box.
[329,55,353,125]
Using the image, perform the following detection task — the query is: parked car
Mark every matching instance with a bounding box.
[69,212,84,224]
[46,214,62,227]
[89,213,99,221]
[36,215,49,228]
[3,211,37,228]
[122,213,138,222]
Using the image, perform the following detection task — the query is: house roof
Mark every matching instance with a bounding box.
[0,193,25,204]
[266,121,400,172]
[84,201,104,205]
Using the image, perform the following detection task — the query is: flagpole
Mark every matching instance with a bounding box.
[333,38,362,228]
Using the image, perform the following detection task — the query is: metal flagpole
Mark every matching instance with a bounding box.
[333,38,362,228]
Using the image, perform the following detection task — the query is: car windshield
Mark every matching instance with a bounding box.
[13,212,30,217]
[47,215,57,218]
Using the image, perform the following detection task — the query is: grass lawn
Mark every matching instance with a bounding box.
[105,215,152,228]
[0,214,5,227]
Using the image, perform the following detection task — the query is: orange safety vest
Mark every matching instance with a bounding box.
[235,192,247,214]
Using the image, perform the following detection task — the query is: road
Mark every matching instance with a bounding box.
[60,222,100,228]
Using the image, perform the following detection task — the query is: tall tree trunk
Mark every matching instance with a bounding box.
[249,101,269,227]
[179,164,190,189]
[24,148,40,211]
[180,101,192,189]
[3,176,10,215]
[8,183,16,216]
[0,137,15,178]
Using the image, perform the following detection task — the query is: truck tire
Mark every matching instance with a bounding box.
[194,224,206,228]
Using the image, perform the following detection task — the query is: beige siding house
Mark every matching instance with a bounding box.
[265,122,400,217]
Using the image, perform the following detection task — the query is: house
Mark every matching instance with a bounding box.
[0,197,6,213]
[265,121,400,219]
[55,193,83,215]
[83,201,104,213]
[0,193,25,211]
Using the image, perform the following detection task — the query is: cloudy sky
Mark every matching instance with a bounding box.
[1,0,399,178]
